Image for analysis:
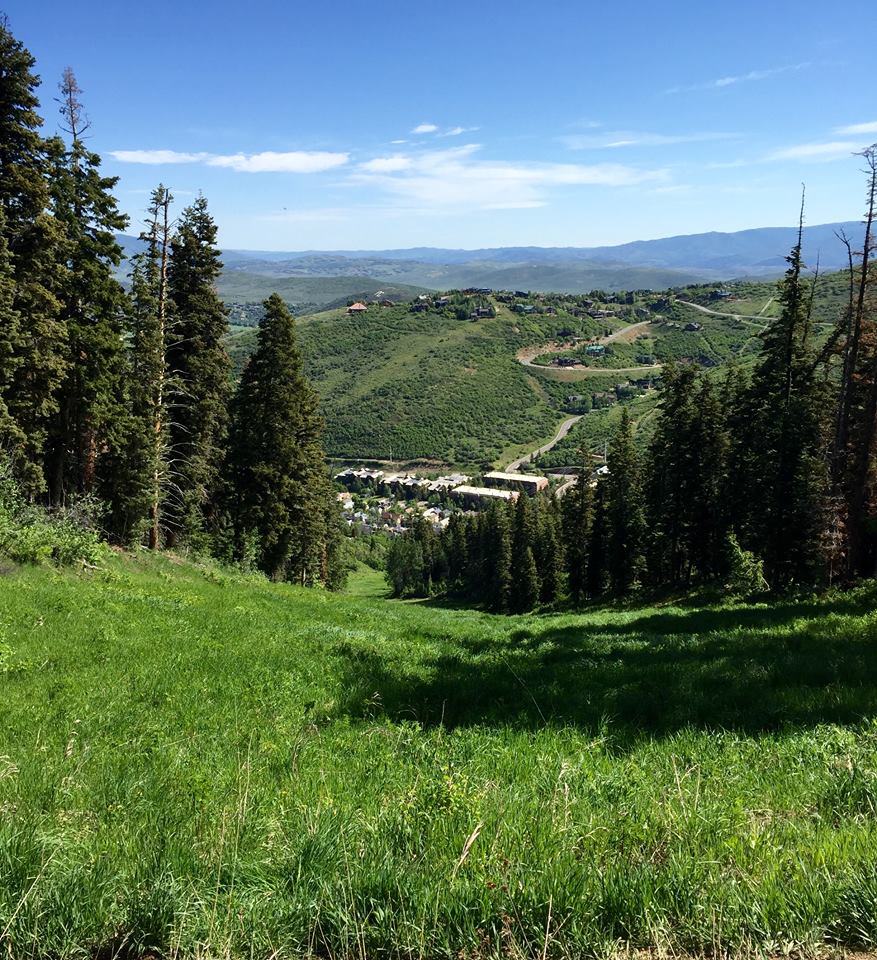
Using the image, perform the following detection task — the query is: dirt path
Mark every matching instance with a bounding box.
[515,320,651,369]
[676,299,769,325]
[506,416,583,472]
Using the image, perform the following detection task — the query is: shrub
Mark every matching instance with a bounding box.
[0,462,105,567]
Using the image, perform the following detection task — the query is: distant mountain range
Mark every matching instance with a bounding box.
[115,220,863,305]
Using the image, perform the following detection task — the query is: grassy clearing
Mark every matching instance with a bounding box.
[3,553,877,959]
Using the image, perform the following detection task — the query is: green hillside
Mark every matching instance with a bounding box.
[227,297,633,465]
[2,552,877,958]
[223,273,846,467]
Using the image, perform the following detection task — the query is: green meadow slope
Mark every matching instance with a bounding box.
[2,553,877,958]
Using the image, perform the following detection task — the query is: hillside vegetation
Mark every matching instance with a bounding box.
[226,272,847,467]
[2,552,877,958]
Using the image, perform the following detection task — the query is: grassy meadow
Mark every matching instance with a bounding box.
[2,552,877,958]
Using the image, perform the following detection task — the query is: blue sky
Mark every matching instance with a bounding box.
[7,0,876,250]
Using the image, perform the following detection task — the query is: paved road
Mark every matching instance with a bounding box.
[506,415,583,472]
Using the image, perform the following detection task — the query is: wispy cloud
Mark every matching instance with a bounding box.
[359,156,413,173]
[665,62,811,94]
[110,149,209,164]
[561,130,738,150]
[835,120,877,136]
[110,148,349,173]
[411,122,439,134]
[767,140,862,161]
[352,144,667,211]
[439,126,479,137]
[206,151,349,173]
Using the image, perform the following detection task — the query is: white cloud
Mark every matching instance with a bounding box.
[206,151,349,173]
[439,126,479,137]
[390,139,409,144]
[412,123,439,134]
[359,156,413,173]
[561,131,737,150]
[767,141,861,161]
[835,121,877,136]
[111,148,349,173]
[350,143,667,211]
[110,149,208,164]
[666,62,811,95]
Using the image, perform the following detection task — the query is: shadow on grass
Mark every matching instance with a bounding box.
[333,586,877,737]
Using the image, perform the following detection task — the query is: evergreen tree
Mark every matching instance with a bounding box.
[127,186,174,549]
[644,363,699,586]
[0,212,24,452]
[228,293,338,583]
[510,495,539,611]
[587,478,609,599]
[734,203,829,587]
[44,68,129,505]
[687,375,731,581]
[165,195,231,547]
[482,502,512,612]
[535,497,563,604]
[0,17,67,495]
[831,146,877,579]
[562,456,594,603]
[606,408,645,595]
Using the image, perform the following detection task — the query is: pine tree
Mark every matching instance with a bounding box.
[510,495,539,611]
[535,497,563,604]
[606,408,645,595]
[482,502,512,612]
[687,375,731,581]
[165,195,231,547]
[0,212,24,452]
[228,293,338,583]
[44,68,129,505]
[832,146,877,578]
[734,200,829,587]
[644,363,698,587]
[587,478,609,598]
[562,456,594,603]
[0,17,67,495]
[127,185,174,549]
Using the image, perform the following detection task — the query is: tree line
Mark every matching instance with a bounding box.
[0,19,342,586]
[389,176,877,608]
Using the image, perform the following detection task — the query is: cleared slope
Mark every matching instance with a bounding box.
[2,553,877,958]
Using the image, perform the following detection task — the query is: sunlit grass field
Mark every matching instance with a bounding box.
[2,552,877,958]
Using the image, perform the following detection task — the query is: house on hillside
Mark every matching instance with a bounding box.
[347,302,368,314]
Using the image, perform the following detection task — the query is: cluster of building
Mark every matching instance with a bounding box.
[336,492,453,535]
[334,467,551,519]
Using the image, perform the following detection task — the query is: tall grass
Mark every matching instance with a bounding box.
[1,552,877,958]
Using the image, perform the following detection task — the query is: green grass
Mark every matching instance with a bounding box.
[2,552,877,958]
[343,561,391,598]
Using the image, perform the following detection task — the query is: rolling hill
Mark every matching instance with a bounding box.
[116,219,863,303]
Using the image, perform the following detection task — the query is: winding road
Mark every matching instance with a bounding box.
[506,415,583,472]
[516,320,661,380]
